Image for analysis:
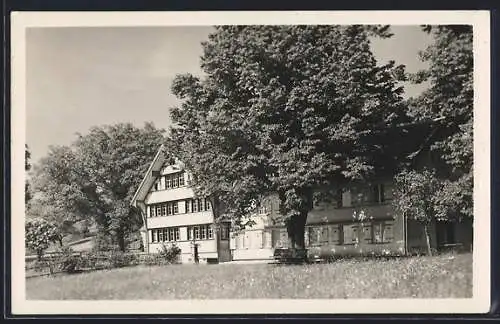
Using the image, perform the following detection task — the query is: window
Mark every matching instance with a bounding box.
[264,231,272,248]
[201,226,207,240]
[373,223,383,243]
[329,225,340,244]
[194,226,200,240]
[156,205,161,217]
[149,206,155,217]
[187,227,193,240]
[308,227,320,246]
[342,189,352,207]
[383,223,394,242]
[178,173,185,186]
[165,176,171,189]
[175,227,180,241]
[362,225,372,243]
[351,184,386,207]
[342,224,359,244]
[185,200,191,213]
[205,199,211,210]
[384,183,394,201]
[168,228,175,242]
[192,200,198,212]
[207,226,213,239]
[158,229,164,242]
[173,202,179,214]
[172,176,178,188]
[161,204,167,217]
[320,227,329,244]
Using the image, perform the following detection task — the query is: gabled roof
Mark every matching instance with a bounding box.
[130,144,166,207]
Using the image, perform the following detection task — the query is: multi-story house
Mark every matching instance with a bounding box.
[132,145,473,263]
[131,145,231,264]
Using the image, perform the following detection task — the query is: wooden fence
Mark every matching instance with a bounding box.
[25,251,181,279]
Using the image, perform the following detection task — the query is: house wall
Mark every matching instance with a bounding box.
[147,211,214,228]
[139,163,223,263]
[149,239,218,264]
[145,187,194,205]
[229,181,419,260]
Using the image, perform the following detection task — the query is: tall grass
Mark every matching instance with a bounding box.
[26,253,472,300]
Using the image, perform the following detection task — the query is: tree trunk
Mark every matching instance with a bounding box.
[286,211,308,249]
[424,224,433,256]
[36,250,43,262]
[117,230,126,252]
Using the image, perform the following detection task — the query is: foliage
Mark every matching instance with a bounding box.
[25,218,62,260]
[393,169,441,224]
[408,25,473,220]
[158,243,182,264]
[54,246,81,273]
[393,169,442,255]
[106,250,137,268]
[31,122,165,251]
[166,25,412,249]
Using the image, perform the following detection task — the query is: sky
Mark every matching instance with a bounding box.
[26,25,433,165]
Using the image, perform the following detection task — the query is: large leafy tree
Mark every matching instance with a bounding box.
[409,25,473,222]
[166,25,413,249]
[31,122,165,251]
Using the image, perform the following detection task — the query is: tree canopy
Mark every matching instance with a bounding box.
[166,25,414,248]
[30,122,165,251]
[408,25,473,221]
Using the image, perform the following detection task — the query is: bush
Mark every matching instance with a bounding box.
[158,243,181,264]
[25,218,62,261]
[108,250,139,268]
[139,253,161,266]
[54,246,82,273]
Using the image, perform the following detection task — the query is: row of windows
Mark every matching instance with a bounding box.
[269,221,395,249]
[257,184,394,215]
[187,225,214,241]
[185,198,211,213]
[233,231,273,250]
[148,198,211,217]
[340,184,394,208]
[151,227,181,243]
[150,201,179,217]
[152,171,187,191]
[307,221,394,246]
[149,223,231,243]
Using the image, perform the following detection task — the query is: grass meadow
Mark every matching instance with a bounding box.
[26,252,472,300]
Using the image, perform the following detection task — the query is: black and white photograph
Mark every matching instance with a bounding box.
[10,11,490,315]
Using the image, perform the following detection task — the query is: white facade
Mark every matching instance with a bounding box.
[131,146,231,264]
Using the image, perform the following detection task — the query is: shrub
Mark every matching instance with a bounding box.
[108,250,140,269]
[140,253,160,266]
[25,218,62,261]
[158,243,181,264]
[54,246,82,273]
